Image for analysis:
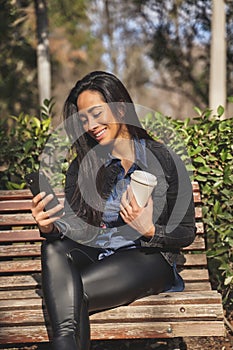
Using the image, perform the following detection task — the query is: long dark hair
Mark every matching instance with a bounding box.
[63,71,152,226]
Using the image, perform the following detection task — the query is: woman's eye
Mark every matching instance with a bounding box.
[80,117,87,125]
[93,112,102,118]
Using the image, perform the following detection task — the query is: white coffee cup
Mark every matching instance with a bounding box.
[130,170,157,207]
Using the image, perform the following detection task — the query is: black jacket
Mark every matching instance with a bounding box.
[55,139,196,265]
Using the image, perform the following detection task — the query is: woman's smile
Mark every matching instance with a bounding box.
[92,127,107,141]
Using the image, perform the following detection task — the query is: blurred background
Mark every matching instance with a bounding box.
[1,0,233,123]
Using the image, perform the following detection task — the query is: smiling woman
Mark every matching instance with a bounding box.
[30,71,196,350]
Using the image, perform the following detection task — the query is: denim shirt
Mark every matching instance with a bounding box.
[93,138,148,254]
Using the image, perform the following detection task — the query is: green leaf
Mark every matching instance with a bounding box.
[227,96,233,103]
[195,175,207,182]
[6,181,25,190]
[31,117,41,129]
[198,166,211,174]
[193,106,202,116]
[189,146,203,156]
[193,156,206,165]
[217,105,224,116]
[24,140,34,154]
[211,168,223,176]
[224,276,233,286]
[213,200,220,214]
[43,99,50,107]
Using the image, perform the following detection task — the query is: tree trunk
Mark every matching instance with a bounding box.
[209,0,226,117]
[34,0,51,107]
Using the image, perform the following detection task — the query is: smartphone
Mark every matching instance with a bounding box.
[25,171,64,216]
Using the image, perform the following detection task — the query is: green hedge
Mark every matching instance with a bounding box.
[0,104,232,313]
[142,107,233,313]
[0,99,69,189]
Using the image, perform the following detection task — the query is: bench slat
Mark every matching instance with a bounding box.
[0,260,211,284]
[180,269,210,282]
[0,275,40,290]
[91,321,225,338]
[0,235,205,253]
[0,207,203,226]
[0,320,225,344]
[0,224,204,237]
[0,197,64,211]
[0,284,211,302]
[182,235,205,251]
[0,245,207,266]
[0,275,211,293]
[182,253,207,266]
[0,260,41,273]
[0,254,207,273]
[0,183,201,201]
[0,214,35,226]
[0,191,201,212]
[0,229,42,242]
[194,207,202,218]
[0,290,221,307]
[184,282,211,291]
[195,222,204,234]
[0,189,63,200]
[0,244,41,257]
[0,289,42,300]
[0,304,223,326]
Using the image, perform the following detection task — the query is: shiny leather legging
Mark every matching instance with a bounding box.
[41,237,174,350]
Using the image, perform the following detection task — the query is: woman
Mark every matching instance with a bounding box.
[31,71,196,350]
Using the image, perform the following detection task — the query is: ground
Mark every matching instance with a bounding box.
[0,332,232,350]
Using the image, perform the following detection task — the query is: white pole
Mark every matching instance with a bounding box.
[35,0,51,107]
[209,0,226,117]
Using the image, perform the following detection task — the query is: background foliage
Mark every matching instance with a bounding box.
[0,104,232,313]
[1,0,233,118]
[0,0,37,116]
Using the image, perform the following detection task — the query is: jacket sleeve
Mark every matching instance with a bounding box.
[53,158,100,244]
[142,147,196,250]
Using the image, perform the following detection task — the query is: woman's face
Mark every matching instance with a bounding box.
[77,90,129,146]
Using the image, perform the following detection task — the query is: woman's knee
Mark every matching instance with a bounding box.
[41,237,73,260]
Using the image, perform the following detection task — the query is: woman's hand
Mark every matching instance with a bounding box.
[31,192,64,234]
[120,186,155,238]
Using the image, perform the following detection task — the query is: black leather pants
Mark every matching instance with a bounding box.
[41,237,174,350]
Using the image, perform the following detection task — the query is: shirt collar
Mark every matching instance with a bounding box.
[104,138,148,168]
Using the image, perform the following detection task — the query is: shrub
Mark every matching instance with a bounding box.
[0,99,69,190]
[142,107,233,313]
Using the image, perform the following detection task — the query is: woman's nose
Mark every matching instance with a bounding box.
[88,116,98,131]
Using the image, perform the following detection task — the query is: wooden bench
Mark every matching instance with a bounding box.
[0,182,225,348]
